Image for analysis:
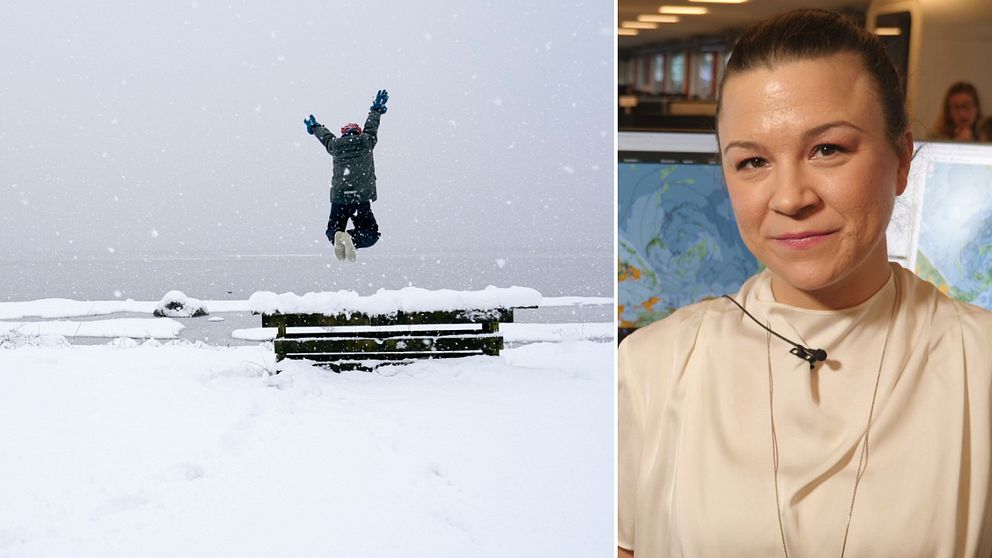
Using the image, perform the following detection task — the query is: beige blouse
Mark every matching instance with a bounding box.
[619,264,992,558]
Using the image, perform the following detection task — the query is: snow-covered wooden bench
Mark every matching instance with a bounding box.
[249,286,541,371]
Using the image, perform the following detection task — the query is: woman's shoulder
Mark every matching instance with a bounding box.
[894,264,992,346]
[622,298,712,350]
[948,299,992,345]
[618,297,729,386]
[896,265,989,311]
[926,286,992,377]
[618,299,710,401]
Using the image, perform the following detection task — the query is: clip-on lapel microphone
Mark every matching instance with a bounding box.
[722,295,827,370]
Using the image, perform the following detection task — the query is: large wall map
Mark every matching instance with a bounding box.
[618,162,759,328]
[915,161,992,309]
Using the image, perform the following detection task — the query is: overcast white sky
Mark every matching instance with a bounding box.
[0,1,613,259]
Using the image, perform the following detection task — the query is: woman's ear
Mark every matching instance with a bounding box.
[896,130,914,197]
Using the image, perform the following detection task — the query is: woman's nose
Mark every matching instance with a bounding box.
[767,164,820,216]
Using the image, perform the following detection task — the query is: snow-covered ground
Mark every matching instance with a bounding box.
[0,295,615,557]
[0,295,612,320]
[0,319,614,344]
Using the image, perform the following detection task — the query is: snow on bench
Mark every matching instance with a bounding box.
[248,286,541,371]
[248,286,541,316]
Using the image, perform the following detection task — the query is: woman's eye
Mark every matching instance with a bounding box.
[735,157,767,171]
[813,144,843,158]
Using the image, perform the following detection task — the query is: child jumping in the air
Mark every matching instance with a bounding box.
[304,89,389,262]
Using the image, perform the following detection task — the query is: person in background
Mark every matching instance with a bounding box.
[619,9,992,558]
[930,81,982,141]
[304,89,389,262]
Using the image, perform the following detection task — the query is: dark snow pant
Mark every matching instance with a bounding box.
[326,202,380,249]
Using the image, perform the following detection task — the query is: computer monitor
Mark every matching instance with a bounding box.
[617,132,760,333]
[617,134,992,337]
[899,141,992,310]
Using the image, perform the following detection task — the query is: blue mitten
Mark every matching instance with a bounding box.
[370,89,389,114]
[304,114,320,135]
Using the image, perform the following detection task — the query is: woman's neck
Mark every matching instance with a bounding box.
[770,259,893,310]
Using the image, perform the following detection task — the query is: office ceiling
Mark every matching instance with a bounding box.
[619,0,870,50]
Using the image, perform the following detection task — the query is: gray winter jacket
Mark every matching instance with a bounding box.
[314,111,382,204]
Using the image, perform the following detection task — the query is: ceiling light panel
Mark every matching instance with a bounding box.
[638,14,680,23]
[659,6,710,15]
[622,21,660,29]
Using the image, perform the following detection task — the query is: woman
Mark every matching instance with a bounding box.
[930,81,983,141]
[618,9,992,558]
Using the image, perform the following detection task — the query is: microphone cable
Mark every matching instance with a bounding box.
[722,294,827,370]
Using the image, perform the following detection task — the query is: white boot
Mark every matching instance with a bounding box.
[333,231,346,261]
[341,231,357,262]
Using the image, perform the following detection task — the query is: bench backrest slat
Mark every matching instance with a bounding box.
[276,335,502,356]
[281,326,496,339]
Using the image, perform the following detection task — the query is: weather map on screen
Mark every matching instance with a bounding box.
[912,143,992,309]
[618,135,759,328]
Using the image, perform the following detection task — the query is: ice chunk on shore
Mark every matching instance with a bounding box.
[154,290,208,318]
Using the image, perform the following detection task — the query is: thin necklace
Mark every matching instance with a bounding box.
[766,279,899,558]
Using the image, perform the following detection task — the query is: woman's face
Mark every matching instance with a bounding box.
[949,91,979,130]
[717,53,912,309]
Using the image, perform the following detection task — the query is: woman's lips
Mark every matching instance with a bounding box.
[771,230,837,249]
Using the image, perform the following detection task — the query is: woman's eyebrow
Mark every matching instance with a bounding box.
[802,120,864,142]
[721,140,762,156]
[722,121,865,155]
